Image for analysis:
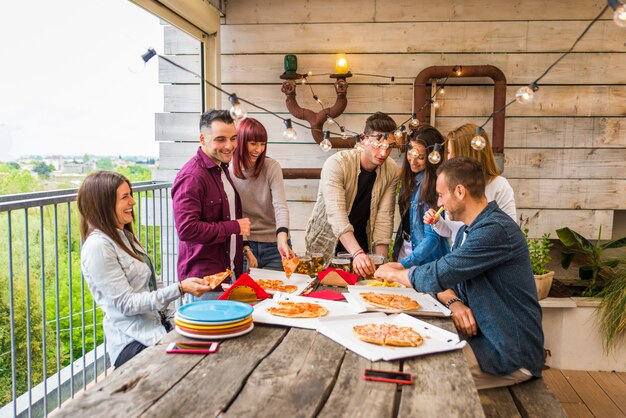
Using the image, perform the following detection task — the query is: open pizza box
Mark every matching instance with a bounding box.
[345,286,451,318]
[317,312,465,361]
[252,293,366,330]
[235,268,315,296]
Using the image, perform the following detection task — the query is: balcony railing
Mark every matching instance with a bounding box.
[0,181,177,418]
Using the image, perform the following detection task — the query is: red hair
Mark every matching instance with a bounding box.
[233,118,268,179]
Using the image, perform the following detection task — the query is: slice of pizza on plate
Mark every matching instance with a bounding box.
[203,269,232,290]
[282,257,300,279]
[266,301,328,318]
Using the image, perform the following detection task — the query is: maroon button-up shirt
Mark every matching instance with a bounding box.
[172,147,243,281]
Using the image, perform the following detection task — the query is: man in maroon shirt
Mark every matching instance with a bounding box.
[172,110,251,299]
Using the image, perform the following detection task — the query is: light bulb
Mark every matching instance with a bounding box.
[341,132,348,140]
[409,113,419,130]
[471,135,487,151]
[129,48,157,73]
[320,138,333,152]
[228,94,247,120]
[307,71,313,76]
[394,129,403,139]
[439,87,445,95]
[432,100,440,109]
[354,141,363,152]
[454,66,463,77]
[515,85,536,105]
[334,53,349,74]
[320,131,333,152]
[428,143,442,164]
[428,150,441,164]
[283,119,297,142]
[614,4,626,27]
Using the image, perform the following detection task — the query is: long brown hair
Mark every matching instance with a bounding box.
[232,117,268,179]
[399,125,445,215]
[77,171,143,261]
[446,123,500,181]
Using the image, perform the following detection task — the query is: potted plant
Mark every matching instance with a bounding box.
[523,228,554,300]
[556,226,626,353]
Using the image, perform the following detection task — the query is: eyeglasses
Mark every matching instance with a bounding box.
[407,149,426,160]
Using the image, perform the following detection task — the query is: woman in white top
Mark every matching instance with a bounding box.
[424,123,517,242]
[229,117,295,271]
[78,171,210,367]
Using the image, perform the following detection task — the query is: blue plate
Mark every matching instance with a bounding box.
[176,300,253,323]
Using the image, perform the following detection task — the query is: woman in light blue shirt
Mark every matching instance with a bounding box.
[78,171,210,368]
[393,125,449,266]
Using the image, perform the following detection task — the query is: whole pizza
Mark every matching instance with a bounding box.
[360,292,420,311]
[255,279,298,294]
[266,301,328,318]
[353,323,423,347]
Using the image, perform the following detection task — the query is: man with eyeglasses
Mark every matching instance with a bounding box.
[305,112,400,277]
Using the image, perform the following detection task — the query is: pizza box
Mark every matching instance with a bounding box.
[243,268,315,296]
[316,312,466,362]
[345,286,451,317]
[252,293,366,330]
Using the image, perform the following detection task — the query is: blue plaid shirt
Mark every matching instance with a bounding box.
[408,201,544,377]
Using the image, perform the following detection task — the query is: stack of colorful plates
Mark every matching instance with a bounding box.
[175,300,254,340]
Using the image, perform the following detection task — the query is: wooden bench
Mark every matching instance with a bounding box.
[478,377,566,418]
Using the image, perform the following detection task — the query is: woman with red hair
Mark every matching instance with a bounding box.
[230,118,294,270]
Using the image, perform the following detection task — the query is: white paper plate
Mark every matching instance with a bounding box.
[252,294,366,330]
[175,323,254,340]
[317,313,465,361]
[346,286,450,317]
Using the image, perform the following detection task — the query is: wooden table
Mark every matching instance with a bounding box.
[56,293,484,418]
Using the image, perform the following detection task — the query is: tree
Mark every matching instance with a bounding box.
[95,157,113,171]
[32,162,54,179]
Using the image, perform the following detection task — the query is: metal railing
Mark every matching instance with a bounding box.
[0,181,177,418]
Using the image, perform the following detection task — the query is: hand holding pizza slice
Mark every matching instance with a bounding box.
[282,257,300,280]
[203,269,232,290]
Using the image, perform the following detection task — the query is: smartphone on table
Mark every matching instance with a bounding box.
[363,368,413,385]
[166,341,219,354]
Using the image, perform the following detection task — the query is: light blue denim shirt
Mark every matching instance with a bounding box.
[81,229,181,365]
[408,202,544,377]
[393,171,450,267]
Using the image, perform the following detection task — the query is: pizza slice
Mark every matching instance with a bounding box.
[282,257,300,279]
[353,324,388,345]
[385,325,424,347]
[203,269,232,290]
[255,279,298,293]
[266,301,328,318]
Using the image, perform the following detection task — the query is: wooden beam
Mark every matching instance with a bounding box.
[221,21,622,54]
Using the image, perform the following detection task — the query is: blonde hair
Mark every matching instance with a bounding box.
[446,123,500,180]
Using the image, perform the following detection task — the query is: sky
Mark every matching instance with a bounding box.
[0,0,164,159]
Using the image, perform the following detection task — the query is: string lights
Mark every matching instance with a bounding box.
[140,0,622,163]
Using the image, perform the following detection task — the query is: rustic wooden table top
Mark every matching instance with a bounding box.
[56,286,485,418]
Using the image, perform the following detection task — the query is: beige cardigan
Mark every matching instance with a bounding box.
[305,149,400,261]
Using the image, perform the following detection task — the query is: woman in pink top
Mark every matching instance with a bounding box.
[230,118,295,271]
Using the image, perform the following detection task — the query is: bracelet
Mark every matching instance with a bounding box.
[445,297,462,309]
[352,249,366,259]
[178,281,184,297]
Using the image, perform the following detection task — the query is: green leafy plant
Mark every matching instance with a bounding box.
[596,266,626,353]
[556,226,626,296]
[524,229,553,275]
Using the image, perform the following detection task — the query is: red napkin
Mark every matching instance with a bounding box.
[318,268,359,286]
[304,290,346,301]
[219,273,270,302]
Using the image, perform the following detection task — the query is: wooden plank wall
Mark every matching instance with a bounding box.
[157,0,626,249]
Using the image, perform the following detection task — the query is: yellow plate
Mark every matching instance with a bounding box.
[175,315,252,330]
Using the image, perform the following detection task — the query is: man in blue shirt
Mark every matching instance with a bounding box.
[376,157,544,389]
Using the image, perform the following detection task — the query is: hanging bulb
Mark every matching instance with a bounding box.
[394,125,406,140]
[283,119,297,142]
[471,130,487,151]
[439,87,445,95]
[428,144,442,164]
[453,66,463,77]
[515,83,539,105]
[432,100,440,109]
[340,126,348,140]
[228,94,247,120]
[320,131,333,152]
[409,113,420,130]
[611,1,626,27]
[129,48,157,73]
[307,71,313,76]
[354,135,364,153]
[300,77,307,85]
